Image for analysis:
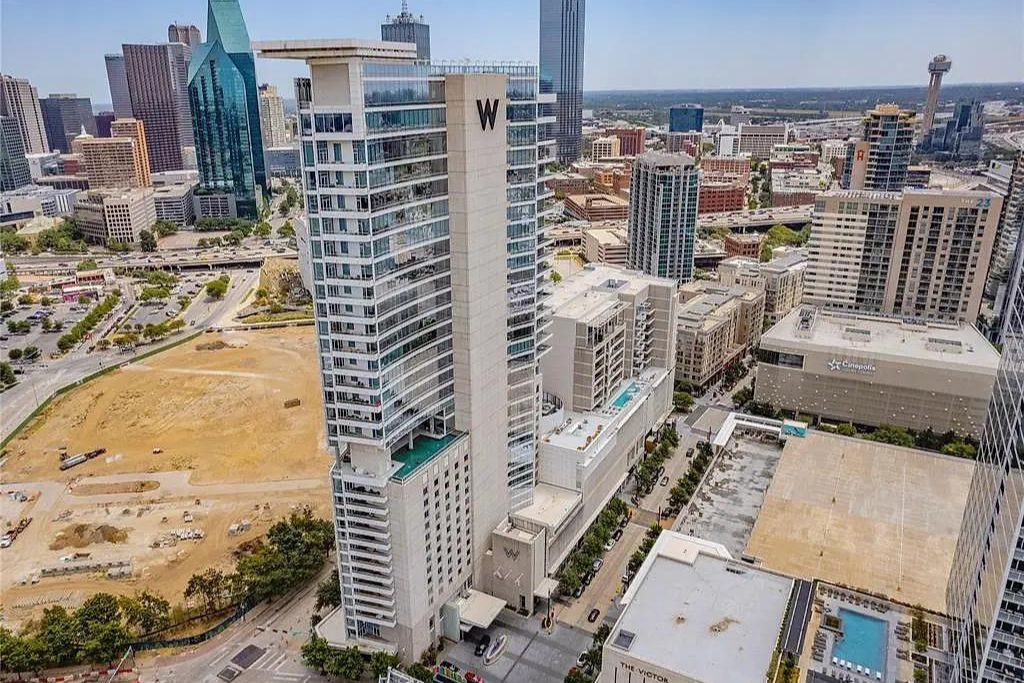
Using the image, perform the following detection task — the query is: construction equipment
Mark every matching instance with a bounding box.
[59,448,107,471]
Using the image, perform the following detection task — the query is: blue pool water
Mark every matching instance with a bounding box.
[612,382,639,408]
[833,608,887,675]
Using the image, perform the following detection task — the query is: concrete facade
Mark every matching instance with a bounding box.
[718,252,806,327]
[74,187,156,245]
[676,281,764,390]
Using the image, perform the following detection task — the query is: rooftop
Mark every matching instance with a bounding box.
[565,193,628,209]
[390,432,465,481]
[545,263,675,312]
[253,39,419,61]
[608,532,792,683]
[511,482,582,530]
[761,307,1001,372]
[583,227,627,247]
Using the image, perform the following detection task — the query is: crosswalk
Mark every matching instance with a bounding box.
[248,647,312,681]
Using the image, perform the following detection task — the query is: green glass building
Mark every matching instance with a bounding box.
[188,0,266,218]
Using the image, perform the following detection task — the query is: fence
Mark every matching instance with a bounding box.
[130,603,252,652]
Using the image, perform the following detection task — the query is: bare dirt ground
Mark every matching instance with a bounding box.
[0,327,332,630]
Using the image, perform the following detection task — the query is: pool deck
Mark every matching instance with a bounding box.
[391,432,466,481]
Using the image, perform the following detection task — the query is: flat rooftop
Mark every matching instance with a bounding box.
[555,290,624,327]
[761,307,1001,372]
[391,432,465,481]
[566,194,628,208]
[746,431,974,612]
[584,227,627,246]
[545,263,675,312]
[610,534,792,683]
[511,482,582,530]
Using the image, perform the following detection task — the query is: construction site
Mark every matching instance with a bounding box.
[0,325,331,630]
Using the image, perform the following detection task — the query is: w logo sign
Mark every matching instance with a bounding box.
[477,98,499,131]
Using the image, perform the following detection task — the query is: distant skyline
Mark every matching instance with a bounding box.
[1,0,1021,105]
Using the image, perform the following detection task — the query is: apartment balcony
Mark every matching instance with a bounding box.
[349,606,397,628]
[342,512,390,531]
[349,577,395,596]
[346,545,393,565]
[345,555,394,575]
[351,590,396,609]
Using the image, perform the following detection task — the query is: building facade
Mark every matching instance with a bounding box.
[380,2,430,60]
[718,252,807,327]
[168,23,202,47]
[841,105,915,192]
[756,306,1000,437]
[123,42,193,172]
[540,0,585,162]
[0,116,32,191]
[110,118,152,187]
[805,189,1000,323]
[669,104,703,133]
[104,54,133,118]
[590,135,620,159]
[583,226,628,266]
[565,193,629,221]
[608,127,646,156]
[737,123,788,159]
[75,187,156,245]
[81,136,147,189]
[627,152,699,282]
[40,94,96,153]
[947,222,1024,683]
[698,178,746,214]
[258,83,289,148]
[1,74,49,154]
[255,38,556,659]
[676,281,764,390]
[153,183,195,225]
[188,0,267,219]
[986,151,1024,305]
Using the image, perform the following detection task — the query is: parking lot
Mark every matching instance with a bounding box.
[2,299,92,364]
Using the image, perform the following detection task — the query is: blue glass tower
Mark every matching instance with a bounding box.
[540,0,585,163]
[669,104,703,133]
[188,0,266,218]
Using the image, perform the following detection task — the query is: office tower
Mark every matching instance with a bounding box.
[381,1,430,60]
[737,123,788,159]
[110,118,151,187]
[82,118,151,189]
[841,105,915,191]
[104,54,133,118]
[0,116,32,191]
[540,0,586,162]
[168,23,202,47]
[258,83,288,147]
[255,37,555,659]
[805,189,1001,322]
[95,111,116,137]
[608,126,647,156]
[40,94,97,153]
[123,42,192,172]
[590,135,619,159]
[669,104,704,133]
[923,54,952,132]
[987,151,1024,306]
[189,0,267,218]
[75,188,156,245]
[947,223,1024,683]
[920,99,984,158]
[0,74,49,154]
[627,152,699,282]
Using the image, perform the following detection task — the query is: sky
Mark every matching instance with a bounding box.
[1,0,1021,105]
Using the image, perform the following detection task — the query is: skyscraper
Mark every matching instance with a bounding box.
[923,54,952,133]
[627,152,699,282]
[0,115,32,191]
[947,224,1024,683]
[840,105,915,192]
[540,0,585,162]
[188,0,266,218]
[381,1,430,60]
[40,94,97,153]
[258,83,288,148]
[669,104,704,133]
[104,54,133,118]
[123,42,193,172]
[1,74,49,154]
[255,37,555,658]
[168,23,202,47]
[987,151,1024,309]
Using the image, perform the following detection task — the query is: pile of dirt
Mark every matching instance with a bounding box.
[50,524,129,550]
[70,480,160,496]
[196,340,229,351]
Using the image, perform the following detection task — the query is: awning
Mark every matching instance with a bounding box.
[534,577,559,599]
[457,589,506,629]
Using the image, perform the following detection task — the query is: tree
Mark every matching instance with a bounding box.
[301,635,331,675]
[836,423,857,437]
[140,286,170,302]
[118,591,171,635]
[406,663,436,683]
[153,220,179,237]
[315,571,341,612]
[139,230,157,252]
[565,668,591,683]
[866,423,915,448]
[551,271,563,284]
[942,441,977,459]
[0,232,30,254]
[22,346,39,361]
[370,651,403,678]
[77,259,99,271]
[8,348,22,361]
[278,220,296,238]
[0,362,15,386]
[673,391,694,413]
[206,278,229,299]
[38,606,80,667]
[325,646,364,680]
[254,221,272,238]
[185,568,227,613]
[0,300,11,313]
[79,621,129,665]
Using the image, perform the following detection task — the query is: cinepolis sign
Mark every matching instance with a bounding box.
[827,358,876,375]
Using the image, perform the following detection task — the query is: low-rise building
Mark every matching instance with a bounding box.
[665,131,702,155]
[565,193,629,221]
[266,145,300,178]
[547,172,591,196]
[153,183,195,225]
[597,532,793,683]
[676,281,764,390]
[1,184,79,221]
[193,191,238,219]
[770,167,830,207]
[718,252,807,327]
[738,123,789,159]
[151,169,199,187]
[583,225,629,266]
[698,178,746,214]
[74,187,155,245]
[590,135,621,159]
[724,232,763,259]
[755,306,1000,437]
[701,154,750,180]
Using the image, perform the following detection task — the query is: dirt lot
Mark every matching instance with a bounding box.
[0,327,332,629]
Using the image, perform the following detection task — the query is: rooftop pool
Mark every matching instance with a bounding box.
[611,382,639,409]
[833,608,887,676]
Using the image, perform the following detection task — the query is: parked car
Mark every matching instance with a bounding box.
[603,538,615,551]
[686,448,694,458]
[592,559,603,573]
[660,476,669,486]
[465,672,484,683]
[577,652,588,668]
[612,528,623,542]
[572,584,584,599]
[475,634,491,657]
[587,608,601,623]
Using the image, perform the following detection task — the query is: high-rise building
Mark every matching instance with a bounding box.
[669,104,704,133]
[123,42,193,172]
[627,152,699,282]
[840,105,915,192]
[0,74,49,154]
[540,0,585,162]
[805,189,1000,322]
[0,116,32,191]
[104,54,133,118]
[110,118,151,188]
[923,54,952,133]
[82,118,151,189]
[168,22,202,47]
[258,83,288,148]
[920,99,984,158]
[737,123,788,159]
[94,111,116,138]
[589,135,620,159]
[608,126,647,156]
[254,38,556,658]
[381,1,430,61]
[986,151,1024,308]
[188,0,267,219]
[947,221,1024,683]
[40,94,97,153]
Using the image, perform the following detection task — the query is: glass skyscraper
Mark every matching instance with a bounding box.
[948,221,1024,683]
[188,0,266,218]
[627,152,699,283]
[381,1,430,61]
[669,104,703,133]
[539,0,585,163]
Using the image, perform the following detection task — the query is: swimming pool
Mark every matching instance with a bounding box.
[833,608,887,676]
[611,382,639,408]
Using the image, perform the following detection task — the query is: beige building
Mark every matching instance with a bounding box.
[565,192,629,221]
[81,137,143,189]
[258,83,289,148]
[755,306,1000,437]
[738,123,788,159]
[805,189,1001,322]
[676,281,764,390]
[583,225,628,266]
[590,135,620,159]
[74,187,155,245]
[110,118,151,187]
[718,252,807,327]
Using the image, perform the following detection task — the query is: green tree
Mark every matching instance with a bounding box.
[565,668,591,683]
[942,441,977,459]
[254,221,272,238]
[673,391,694,412]
[0,232,30,254]
[185,568,227,613]
[551,271,563,283]
[205,278,229,299]
[140,286,170,301]
[0,300,12,313]
[139,230,157,252]
[866,424,915,448]
[315,571,341,612]
[325,646,364,680]
[22,346,39,360]
[301,635,331,675]
[118,591,171,635]
[38,605,80,667]
[77,259,99,271]
[153,220,179,237]
[405,663,436,683]
[8,347,22,361]
[79,621,129,664]
[837,423,858,437]
[370,651,403,678]
[278,220,296,238]
[0,361,15,386]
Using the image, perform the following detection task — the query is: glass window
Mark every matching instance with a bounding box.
[314,113,353,133]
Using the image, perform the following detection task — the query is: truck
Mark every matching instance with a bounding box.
[58,448,107,471]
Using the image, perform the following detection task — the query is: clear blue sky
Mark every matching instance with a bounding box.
[2,0,1020,104]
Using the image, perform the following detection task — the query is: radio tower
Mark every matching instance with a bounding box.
[922,54,952,132]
